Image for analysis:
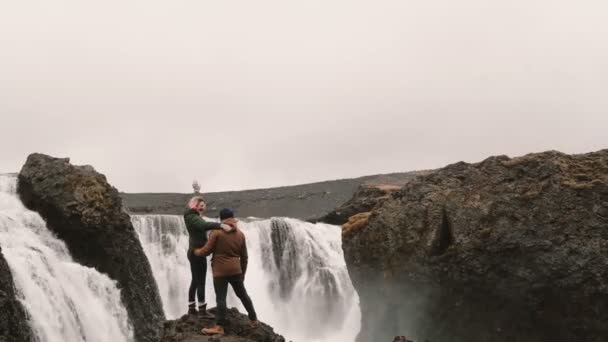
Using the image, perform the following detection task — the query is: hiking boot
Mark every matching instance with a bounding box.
[197,304,215,319]
[187,303,197,315]
[201,325,225,335]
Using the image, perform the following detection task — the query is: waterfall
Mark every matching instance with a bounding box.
[130,215,193,318]
[0,175,133,342]
[131,214,361,342]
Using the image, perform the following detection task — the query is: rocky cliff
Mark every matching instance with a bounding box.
[317,184,403,225]
[0,247,34,342]
[162,308,285,342]
[343,149,608,342]
[17,154,165,342]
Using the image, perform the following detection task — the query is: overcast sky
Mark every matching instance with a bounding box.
[1,1,606,192]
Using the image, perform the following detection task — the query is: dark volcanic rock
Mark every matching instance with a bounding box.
[316,184,403,225]
[343,149,608,342]
[161,308,285,342]
[0,247,34,342]
[17,154,165,342]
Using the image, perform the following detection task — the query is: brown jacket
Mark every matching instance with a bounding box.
[195,227,248,278]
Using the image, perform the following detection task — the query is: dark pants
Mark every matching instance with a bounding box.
[187,249,207,306]
[214,274,257,326]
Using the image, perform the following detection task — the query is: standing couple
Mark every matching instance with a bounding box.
[184,196,258,335]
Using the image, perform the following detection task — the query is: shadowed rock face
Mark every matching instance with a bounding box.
[343,149,608,342]
[161,308,285,342]
[17,153,165,342]
[0,247,34,342]
[317,184,403,225]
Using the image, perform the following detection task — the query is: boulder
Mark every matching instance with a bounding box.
[342,212,372,237]
[318,184,401,225]
[17,153,165,342]
[0,247,34,342]
[343,149,608,342]
[161,308,285,342]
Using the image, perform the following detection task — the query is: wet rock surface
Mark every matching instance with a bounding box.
[343,149,608,342]
[17,153,165,342]
[161,308,285,342]
[0,247,34,342]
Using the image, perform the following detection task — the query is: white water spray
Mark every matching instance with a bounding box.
[131,215,192,317]
[131,214,361,342]
[0,175,133,342]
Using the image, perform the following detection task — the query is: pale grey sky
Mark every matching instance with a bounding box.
[1,0,606,192]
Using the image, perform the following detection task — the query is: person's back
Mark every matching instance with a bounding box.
[195,208,258,336]
[207,228,248,278]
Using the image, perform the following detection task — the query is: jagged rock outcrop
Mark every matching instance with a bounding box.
[343,149,608,342]
[342,212,372,237]
[317,184,402,225]
[161,308,285,342]
[17,154,165,342]
[0,247,34,342]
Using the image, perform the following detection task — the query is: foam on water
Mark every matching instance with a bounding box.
[0,175,133,342]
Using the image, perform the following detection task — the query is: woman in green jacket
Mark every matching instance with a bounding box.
[184,196,226,317]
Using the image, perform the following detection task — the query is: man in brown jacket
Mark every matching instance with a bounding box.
[194,208,258,335]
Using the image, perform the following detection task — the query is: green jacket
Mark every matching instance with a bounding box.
[184,208,222,251]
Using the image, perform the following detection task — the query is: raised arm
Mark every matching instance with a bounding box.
[194,230,219,257]
[185,212,221,233]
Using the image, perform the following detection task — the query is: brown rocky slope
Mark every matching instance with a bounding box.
[121,172,421,219]
[343,149,608,342]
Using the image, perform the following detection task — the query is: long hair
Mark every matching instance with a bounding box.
[188,196,204,209]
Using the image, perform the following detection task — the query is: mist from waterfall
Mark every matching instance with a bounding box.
[131,214,360,342]
[0,174,133,342]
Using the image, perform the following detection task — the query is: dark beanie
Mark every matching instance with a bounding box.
[219,208,234,220]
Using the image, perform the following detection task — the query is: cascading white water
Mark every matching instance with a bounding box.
[130,215,193,318]
[0,174,133,342]
[131,214,361,342]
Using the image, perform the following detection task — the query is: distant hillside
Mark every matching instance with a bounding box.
[120,172,421,220]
